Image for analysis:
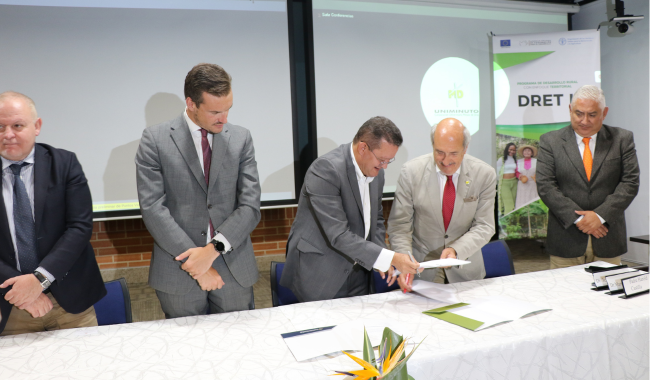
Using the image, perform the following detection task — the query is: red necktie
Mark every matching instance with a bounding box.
[442,175,455,231]
[201,129,215,238]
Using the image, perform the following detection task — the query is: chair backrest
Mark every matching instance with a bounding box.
[270,262,299,307]
[94,278,132,326]
[482,240,515,278]
[372,270,400,294]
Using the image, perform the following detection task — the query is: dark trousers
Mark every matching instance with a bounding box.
[333,264,370,299]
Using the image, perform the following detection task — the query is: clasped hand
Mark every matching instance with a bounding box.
[0,274,53,318]
[575,210,608,239]
[176,245,220,279]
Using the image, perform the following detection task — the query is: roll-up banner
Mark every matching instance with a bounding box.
[491,30,600,239]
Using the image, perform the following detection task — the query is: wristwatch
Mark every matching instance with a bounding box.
[210,239,227,255]
[33,271,51,291]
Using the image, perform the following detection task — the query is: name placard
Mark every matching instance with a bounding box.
[621,274,649,298]
[593,268,636,288]
[605,270,641,293]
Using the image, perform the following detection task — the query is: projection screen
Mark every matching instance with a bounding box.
[0,0,295,216]
[312,0,573,193]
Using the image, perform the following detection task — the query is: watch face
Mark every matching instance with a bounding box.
[216,241,225,252]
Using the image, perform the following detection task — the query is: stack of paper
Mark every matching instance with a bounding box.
[423,295,551,331]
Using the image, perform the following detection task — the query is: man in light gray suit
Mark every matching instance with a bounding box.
[388,118,497,289]
[136,63,260,317]
[537,85,639,268]
[280,117,420,302]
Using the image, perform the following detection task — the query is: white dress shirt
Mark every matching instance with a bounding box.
[434,164,461,206]
[184,109,232,251]
[350,144,394,272]
[1,147,54,282]
[574,131,605,224]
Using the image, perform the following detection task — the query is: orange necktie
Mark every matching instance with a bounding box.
[583,137,592,181]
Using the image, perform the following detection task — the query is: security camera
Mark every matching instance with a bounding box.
[608,1,644,35]
[615,20,634,34]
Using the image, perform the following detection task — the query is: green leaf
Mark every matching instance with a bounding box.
[382,337,425,380]
[380,327,404,358]
[362,327,376,366]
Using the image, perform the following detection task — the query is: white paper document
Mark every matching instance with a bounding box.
[449,295,551,331]
[410,280,459,304]
[394,258,471,276]
[419,258,471,269]
[282,319,410,362]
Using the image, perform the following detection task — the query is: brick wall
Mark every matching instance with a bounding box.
[91,200,393,269]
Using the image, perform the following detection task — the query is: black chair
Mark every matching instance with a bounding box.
[482,240,515,278]
[371,270,401,293]
[270,262,299,307]
[94,278,132,326]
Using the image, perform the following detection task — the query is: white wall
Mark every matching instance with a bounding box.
[573,0,649,264]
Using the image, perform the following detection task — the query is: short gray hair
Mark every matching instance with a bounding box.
[430,123,471,150]
[571,85,606,109]
[0,91,38,120]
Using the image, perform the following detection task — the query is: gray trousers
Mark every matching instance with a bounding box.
[156,255,254,319]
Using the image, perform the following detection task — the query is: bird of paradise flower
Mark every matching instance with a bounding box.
[332,327,424,380]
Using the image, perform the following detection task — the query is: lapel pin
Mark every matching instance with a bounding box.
[466,181,470,185]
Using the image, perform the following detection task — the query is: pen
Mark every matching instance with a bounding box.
[404,251,416,293]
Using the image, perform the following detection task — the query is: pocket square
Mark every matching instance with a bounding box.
[463,196,477,202]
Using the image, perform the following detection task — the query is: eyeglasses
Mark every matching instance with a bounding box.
[361,142,396,165]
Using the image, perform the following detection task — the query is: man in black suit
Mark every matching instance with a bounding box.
[0,91,106,335]
[537,85,639,268]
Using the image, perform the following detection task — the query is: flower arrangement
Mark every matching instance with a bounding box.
[332,327,423,380]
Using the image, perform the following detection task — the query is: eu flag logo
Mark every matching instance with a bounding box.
[500,40,511,47]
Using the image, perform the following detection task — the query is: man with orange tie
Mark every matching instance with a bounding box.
[537,85,639,268]
[388,118,497,289]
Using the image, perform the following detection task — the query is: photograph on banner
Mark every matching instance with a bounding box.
[491,30,600,239]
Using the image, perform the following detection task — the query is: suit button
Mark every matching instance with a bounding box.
[208,204,213,209]
[201,231,207,236]
[444,235,449,239]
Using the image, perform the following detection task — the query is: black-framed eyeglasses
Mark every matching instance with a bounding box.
[361,142,396,165]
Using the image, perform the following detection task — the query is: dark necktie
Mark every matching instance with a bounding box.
[442,175,455,232]
[10,163,38,273]
[201,129,215,238]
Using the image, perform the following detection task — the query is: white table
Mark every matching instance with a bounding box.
[0,263,647,379]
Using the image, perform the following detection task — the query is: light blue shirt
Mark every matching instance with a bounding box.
[1,147,55,282]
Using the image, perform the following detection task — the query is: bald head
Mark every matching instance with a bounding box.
[0,91,38,121]
[430,118,469,175]
[430,118,470,150]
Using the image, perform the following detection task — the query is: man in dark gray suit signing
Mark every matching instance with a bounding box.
[537,85,639,268]
[281,117,420,302]
[136,64,260,317]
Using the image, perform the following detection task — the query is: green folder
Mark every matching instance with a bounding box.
[423,303,484,331]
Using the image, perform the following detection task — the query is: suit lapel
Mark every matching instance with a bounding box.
[451,160,471,225]
[0,167,13,263]
[369,173,379,239]
[426,155,445,232]
[170,115,207,194]
[345,144,364,217]
[33,144,50,236]
[561,126,589,184]
[209,124,230,190]
[590,125,612,181]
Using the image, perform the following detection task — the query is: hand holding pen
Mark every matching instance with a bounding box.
[403,251,419,293]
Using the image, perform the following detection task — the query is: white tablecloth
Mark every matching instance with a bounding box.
[0,262,647,379]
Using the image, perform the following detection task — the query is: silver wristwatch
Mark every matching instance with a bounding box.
[33,271,51,291]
